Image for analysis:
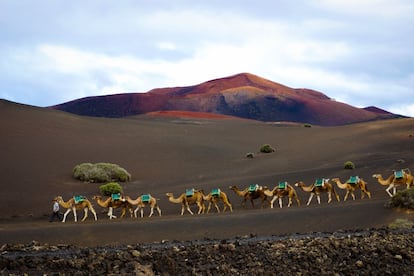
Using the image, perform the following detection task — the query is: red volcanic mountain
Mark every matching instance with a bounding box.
[51,73,400,126]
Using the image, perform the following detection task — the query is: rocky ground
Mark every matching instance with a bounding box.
[1,228,414,275]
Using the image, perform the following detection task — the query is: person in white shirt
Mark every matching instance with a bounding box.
[49,198,62,222]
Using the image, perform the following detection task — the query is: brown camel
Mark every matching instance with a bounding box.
[92,195,133,219]
[123,194,162,218]
[165,189,205,215]
[331,176,371,201]
[54,196,97,223]
[295,179,340,206]
[263,182,300,208]
[229,184,270,208]
[201,189,233,213]
[372,169,413,197]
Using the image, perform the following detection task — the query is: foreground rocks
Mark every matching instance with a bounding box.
[1,228,413,275]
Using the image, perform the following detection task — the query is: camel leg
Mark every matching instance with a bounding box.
[91,208,98,221]
[214,202,220,213]
[133,207,139,218]
[306,194,314,206]
[270,196,277,209]
[385,185,394,197]
[206,202,212,214]
[326,193,331,204]
[351,192,355,201]
[344,191,349,201]
[140,208,144,218]
[148,207,154,218]
[81,208,88,222]
[287,197,292,208]
[317,194,322,204]
[279,197,283,208]
[62,209,71,223]
[72,207,78,222]
[156,206,162,216]
[108,207,117,219]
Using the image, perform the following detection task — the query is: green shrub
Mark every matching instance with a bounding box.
[260,144,275,153]
[304,123,312,128]
[343,161,355,170]
[99,182,123,196]
[387,189,414,210]
[73,162,131,183]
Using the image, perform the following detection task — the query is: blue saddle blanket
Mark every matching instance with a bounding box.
[141,194,151,203]
[186,189,195,197]
[211,188,221,197]
[248,184,259,192]
[111,193,121,201]
[394,170,404,179]
[74,195,85,204]
[315,179,326,187]
[278,181,287,189]
[348,176,359,185]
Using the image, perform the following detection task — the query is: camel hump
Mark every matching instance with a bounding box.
[248,184,259,192]
[211,188,221,197]
[348,176,359,184]
[186,188,195,197]
[278,181,287,189]
[141,194,151,203]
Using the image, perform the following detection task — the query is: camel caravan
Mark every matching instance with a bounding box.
[53,168,413,222]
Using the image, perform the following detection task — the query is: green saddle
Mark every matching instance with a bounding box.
[248,184,259,192]
[315,179,325,187]
[186,189,195,197]
[141,194,151,203]
[211,188,221,197]
[111,193,121,201]
[74,195,85,204]
[278,181,287,189]
[394,170,404,179]
[348,176,359,185]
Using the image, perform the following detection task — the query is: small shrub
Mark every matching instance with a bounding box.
[387,189,414,210]
[260,144,275,153]
[99,182,123,196]
[304,123,312,128]
[73,162,131,183]
[246,152,255,158]
[343,161,355,170]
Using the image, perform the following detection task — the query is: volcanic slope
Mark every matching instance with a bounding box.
[51,73,399,125]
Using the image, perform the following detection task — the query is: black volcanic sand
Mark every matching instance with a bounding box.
[1,100,414,274]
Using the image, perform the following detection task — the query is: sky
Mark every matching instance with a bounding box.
[1,0,413,116]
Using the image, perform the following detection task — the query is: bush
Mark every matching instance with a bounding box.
[73,162,131,183]
[99,182,123,196]
[304,123,312,128]
[387,189,414,210]
[388,218,414,230]
[260,144,275,153]
[343,161,355,170]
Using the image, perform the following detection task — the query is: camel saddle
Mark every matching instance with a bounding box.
[74,195,85,204]
[315,179,325,187]
[211,188,221,197]
[248,184,259,192]
[186,189,195,197]
[111,193,122,201]
[394,170,404,179]
[278,181,287,189]
[141,194,151,203]
[348,176,359,185]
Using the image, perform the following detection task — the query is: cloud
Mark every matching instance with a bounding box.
[0,1,413,116]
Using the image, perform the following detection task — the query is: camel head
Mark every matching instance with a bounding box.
[294,181,303,187]
[372,174,380,179]
[229,185,237,190]
[331,178,339,182]
[54,196,63,202]
[165,192,172,197]
[92,195,102,200]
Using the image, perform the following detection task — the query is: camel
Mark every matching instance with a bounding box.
[123,194,162,218]
[263,182,300,208]
[54,196,97,223]
[331,176,371,201]
[372,169,413,197]
[165,189,205,215]
[229,185,270,208]
[201,189,233,213]
[294,179,340,206]
[92,195,133,219]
